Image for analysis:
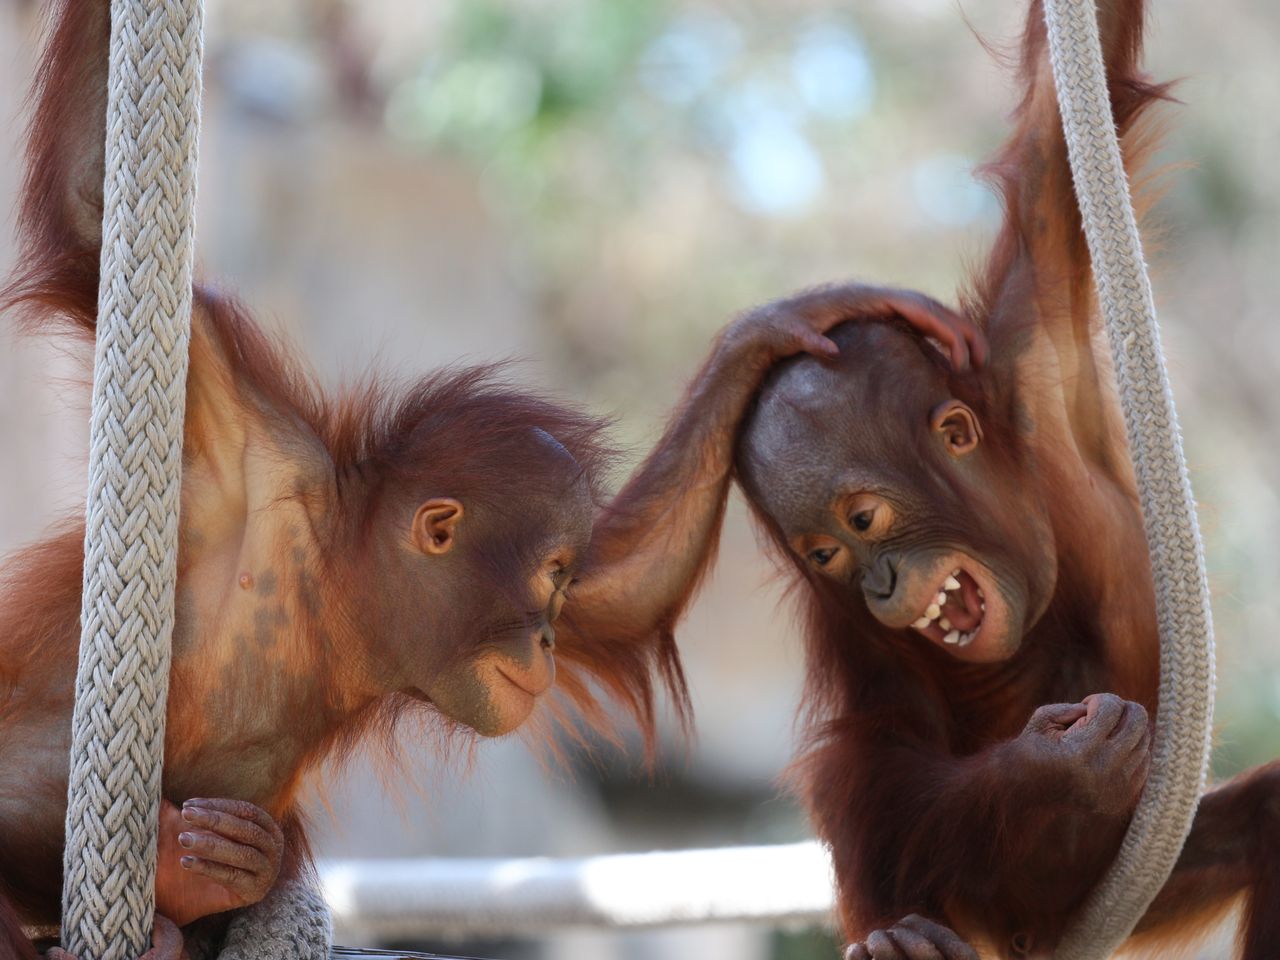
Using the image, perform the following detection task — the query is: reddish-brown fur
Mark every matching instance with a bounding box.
[0,0,686,952]
[730,3,1280,958]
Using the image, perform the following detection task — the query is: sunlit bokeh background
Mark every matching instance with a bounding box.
[2,1,1277,957]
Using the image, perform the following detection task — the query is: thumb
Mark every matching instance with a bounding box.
[1026,702,1088,733]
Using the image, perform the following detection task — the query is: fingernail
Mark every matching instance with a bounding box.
[180,856,195,868]
[182,806,206,822]
[178,833,195,848]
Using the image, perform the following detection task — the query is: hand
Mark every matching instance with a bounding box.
[1014,693,1152,815]
[844,914,978,960]
[721,284,987,373]
[155,797,285,927]
[46,914,186,960]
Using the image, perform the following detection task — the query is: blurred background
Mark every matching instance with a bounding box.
[1,0,1276,957]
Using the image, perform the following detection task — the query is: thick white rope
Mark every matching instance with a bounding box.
[1041,2,1216,957]
[60,1,203,957]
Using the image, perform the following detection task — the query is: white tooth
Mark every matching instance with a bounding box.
[944,630,961,644]
[959,631,975,647]
[925,603,941,620]
[934,592,947,605]
[944,576,961,591]
[977,588,985,599]
[912,617,931,629]
[939,617,951,631]
[980,602,986,612]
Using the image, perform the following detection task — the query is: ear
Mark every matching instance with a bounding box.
[412,498,464,556]
[931,400,982,457]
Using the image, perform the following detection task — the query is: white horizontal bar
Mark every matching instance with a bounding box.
[319,841,836,940]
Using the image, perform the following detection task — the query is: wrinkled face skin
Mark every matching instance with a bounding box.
[738,322,1056,664]
[388,431,594,736]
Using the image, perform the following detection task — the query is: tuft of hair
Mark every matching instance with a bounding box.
[964,0,1176,322]
[1,0,107,334]
[330,364,615,519]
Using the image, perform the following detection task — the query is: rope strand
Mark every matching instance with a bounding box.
[1042,1,1216,956]
[60,1,202,956]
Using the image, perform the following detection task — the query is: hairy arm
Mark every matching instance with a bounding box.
[978,0,1167,467]
[819,695,1150,947]
[6,0,330,549]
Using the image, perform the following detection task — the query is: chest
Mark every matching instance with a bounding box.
[161,500,335,810]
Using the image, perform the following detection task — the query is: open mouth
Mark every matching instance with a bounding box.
[910,567,986,648]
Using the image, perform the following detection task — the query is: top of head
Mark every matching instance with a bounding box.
[366,370,610,539]
[737,320,953,530]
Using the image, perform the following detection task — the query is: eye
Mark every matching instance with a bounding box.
[809,547,838,567]
[843,494,892,538]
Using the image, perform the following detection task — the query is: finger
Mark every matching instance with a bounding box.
[1108,702,1150,751]
[898,916,979,960]
[45,950,77,960]
[885,293,983,371]
[1122,748,1150,785]
[182,804,279,850]
[178,829,272,874]
[885,925,943,960]
[1028,702,1087,732]
[1068,693,1124,741]
[185,798,283,841]
[845,945,872,960]
[180,856,260,898]
[140,914,184,960]
[969,327,990,368]
[800,331,841,359]
[937,303,990,370]
[889,298,971,371]
[1123,736,1153,779]
[866,930,904,959]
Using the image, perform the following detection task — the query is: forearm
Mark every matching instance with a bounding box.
[580,335,761,620]
[850,741,1125,939]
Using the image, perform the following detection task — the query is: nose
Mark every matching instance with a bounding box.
[861,554,898,604]
[539,623,556,653]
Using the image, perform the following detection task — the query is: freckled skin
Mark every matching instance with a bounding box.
[158,426,596,806]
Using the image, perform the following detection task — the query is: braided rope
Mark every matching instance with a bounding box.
[59,1,203,957]
[178,878,333,960]
[1041,1,1216,957]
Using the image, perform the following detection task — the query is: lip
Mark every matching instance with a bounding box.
[910,566,986,648]
[900,555,1011,661]
[496,665,552,699]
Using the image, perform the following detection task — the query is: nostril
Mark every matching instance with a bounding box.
[540,626,555,652]
[863,557,898,601]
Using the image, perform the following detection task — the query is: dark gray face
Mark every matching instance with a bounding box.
[739,323,951,533]
[737,322,1056,664]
